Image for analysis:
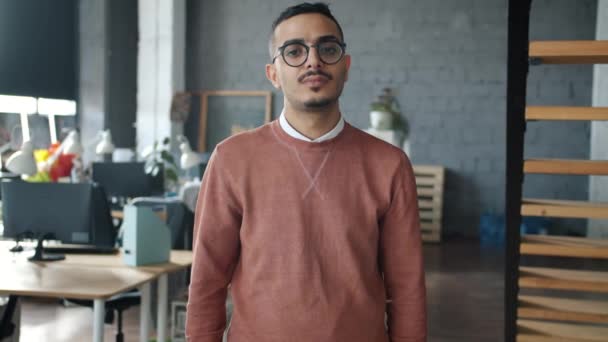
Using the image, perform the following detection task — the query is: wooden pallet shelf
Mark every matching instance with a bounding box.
[413,165,445,243]
[526,106,608,121]
[519,266,608,293]
[517,319,608,342]
[518,295,608,324]
[521,198,608,219]
[529,40,608,64]
[524,159,608,175]
[507,6,608,342]
[520,235,608,259]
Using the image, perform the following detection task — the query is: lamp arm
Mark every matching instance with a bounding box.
[40,142,67,172]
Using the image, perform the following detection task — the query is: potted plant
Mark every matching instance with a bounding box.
[370,88,409,139]
[141,137,179,192]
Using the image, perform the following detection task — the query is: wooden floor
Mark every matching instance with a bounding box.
[425,240,504,341]
[15,240,504,342]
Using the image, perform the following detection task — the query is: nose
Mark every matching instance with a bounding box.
[305,46,323,69]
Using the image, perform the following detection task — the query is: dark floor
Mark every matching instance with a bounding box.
[16,240,505,342]
[425,240,504,341]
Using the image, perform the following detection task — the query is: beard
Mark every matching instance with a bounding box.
[294,70,344,111]
[303,96,334,109]
[298,83,345,112]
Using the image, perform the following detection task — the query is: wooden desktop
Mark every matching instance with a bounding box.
[0,241,192,342]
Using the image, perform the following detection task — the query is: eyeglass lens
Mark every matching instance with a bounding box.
[282,41,344,67]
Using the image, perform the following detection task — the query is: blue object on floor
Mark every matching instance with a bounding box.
[520,217,550,235]
[479,214,552,247]
[479,213,505,247]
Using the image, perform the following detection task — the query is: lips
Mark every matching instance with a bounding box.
[302,75,329,87]
[298,71,332,88]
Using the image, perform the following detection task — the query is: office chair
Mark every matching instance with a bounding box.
[0,296,19,341]
[66,292,140,342]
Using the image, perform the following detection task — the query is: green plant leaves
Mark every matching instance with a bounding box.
[165,168,178,183]
[160,150,176,165]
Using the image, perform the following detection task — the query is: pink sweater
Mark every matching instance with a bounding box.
[186,120,426,342]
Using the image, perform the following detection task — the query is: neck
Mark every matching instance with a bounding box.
[283,102,341,140]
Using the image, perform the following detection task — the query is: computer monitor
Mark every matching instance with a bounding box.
[1,181,116,248]
[91,162,164,199]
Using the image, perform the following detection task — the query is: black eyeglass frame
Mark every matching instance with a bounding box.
[271,41,347,67]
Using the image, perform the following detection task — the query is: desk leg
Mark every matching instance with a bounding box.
[139,282,151,342]
[93,299,105,342]
[157,274,168,342]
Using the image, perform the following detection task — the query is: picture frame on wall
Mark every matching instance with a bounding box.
[195,90,272,152]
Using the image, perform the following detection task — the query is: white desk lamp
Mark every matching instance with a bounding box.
[62,131,83,156]
[95,130,115,155]
[95,130,115,162]
[61,131,85,182]
[178,136,202,170]
[5,140,37,176]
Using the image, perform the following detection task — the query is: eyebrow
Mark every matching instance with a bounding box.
[317,35,341,43]
[279,35,341,48]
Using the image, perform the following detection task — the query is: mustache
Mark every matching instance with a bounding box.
[298,70,332,82]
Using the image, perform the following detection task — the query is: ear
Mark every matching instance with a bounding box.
[265,63,281,89]
[343,54,351,82]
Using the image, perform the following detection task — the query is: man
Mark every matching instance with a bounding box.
[186,3,426,342]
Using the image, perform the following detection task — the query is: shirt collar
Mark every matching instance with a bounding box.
[279,109,345,143]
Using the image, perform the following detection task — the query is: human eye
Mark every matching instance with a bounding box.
[319,42,340,56]
[284,44,304,57]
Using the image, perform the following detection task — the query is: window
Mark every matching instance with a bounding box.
[0,95,77,157]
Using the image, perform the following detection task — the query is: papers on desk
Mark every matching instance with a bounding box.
[121,205,171,266]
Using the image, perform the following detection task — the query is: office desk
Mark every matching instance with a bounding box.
[0,245,192,342]
[111,209,168,222]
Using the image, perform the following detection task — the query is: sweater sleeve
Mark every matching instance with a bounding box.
[380,154,427,342]
[186,147,242,342]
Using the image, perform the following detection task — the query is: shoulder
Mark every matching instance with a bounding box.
[344,124,415,193]
[212,122,275,161]
[346,124,411,169]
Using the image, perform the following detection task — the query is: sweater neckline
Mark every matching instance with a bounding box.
[271,119,352,151]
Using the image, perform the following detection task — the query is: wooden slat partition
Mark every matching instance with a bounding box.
[517,319,608,342]
[520,235,608,259]
[413,165,445,243]
[523,235,608,247]
[524,159,608,175]
[518,295,608,324]
[529,40,608,64]
[507,30,608,342]
[519,267,608,293]
[521,198,608,219]
[526,106,608,121]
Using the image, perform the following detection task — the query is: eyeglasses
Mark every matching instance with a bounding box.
[272,41,347,67]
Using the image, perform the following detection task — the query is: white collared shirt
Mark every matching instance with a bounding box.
[279,109,345,143]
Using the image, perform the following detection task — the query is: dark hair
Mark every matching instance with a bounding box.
[268,2,344,58]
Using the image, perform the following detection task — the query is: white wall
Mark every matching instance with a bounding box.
[136,0,185,155]
[589,0,608,237]
[78,0,108,164]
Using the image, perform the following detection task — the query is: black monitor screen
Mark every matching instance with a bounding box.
[1,181,115,247]
[91,162,164,198]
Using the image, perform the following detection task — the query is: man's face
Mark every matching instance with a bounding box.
[266,13,351,112]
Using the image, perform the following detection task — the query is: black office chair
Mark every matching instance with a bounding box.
[66,291,140,342]
[0,296,19,341]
